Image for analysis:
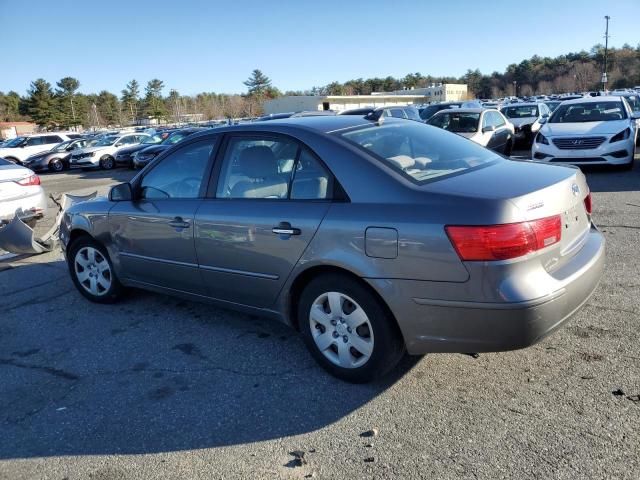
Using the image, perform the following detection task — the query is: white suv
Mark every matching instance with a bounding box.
[69,133,151,169]
[0,133,71,165]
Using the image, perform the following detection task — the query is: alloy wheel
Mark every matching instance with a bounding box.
[74,246,112,296]
[309,291,374,369]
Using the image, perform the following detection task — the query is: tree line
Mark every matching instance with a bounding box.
[1,44,639,128]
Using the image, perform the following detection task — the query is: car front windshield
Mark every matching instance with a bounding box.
[427,112,480,133]
[501,105,539,118]
[340,121,498,183]
[404,108,421,121]
[164,132,186,144]
[3,137,26,147]
[143,135,163,144]
[545,101,561,111]
[95,136,118,146]
[52,141,72,152]
[549,101,627,123]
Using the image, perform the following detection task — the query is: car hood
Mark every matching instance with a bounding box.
[508,117,537,127]
[24,151,52,161]
[118,144,153,155]
[541,120,630,136]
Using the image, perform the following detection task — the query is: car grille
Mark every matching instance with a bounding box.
[549,157,605,163]
[552,137,606,150]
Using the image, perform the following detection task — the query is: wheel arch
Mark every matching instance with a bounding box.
[287,264,403,341]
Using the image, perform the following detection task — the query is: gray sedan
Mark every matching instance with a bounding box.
[60,116,605,383]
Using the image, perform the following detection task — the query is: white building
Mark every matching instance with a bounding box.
[263,84,469,115]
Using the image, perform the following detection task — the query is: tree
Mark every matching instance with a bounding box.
[143,79,167,122]
[121,79,140,124]
[55,77,81,128]
[95,91,121,126]
[243,69,272,96]
[27,79,58,127]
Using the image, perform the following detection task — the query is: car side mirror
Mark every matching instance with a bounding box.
[109,182,133,202]
[539,117,547,125]
[632,112,640,120]
[482,125,496,133]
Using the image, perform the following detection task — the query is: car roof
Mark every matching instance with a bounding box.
[502,103,541,107]
[433,108,484,114]
[561,95,626,105]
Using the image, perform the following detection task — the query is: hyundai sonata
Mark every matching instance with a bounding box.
[60,116,605,382]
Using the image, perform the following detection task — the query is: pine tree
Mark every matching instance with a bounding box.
[27,79,57,127]
[143,79,167,122]
[243,69,272,96]
[55,77,81,128]
[121,79,140,124]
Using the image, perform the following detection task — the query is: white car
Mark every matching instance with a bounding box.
[0,158,47,226]
[0,133,72,165]
[69,133,151,169]
[426,108,515,155]
[532,96,638,169]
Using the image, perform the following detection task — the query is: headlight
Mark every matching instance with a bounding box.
[610,128,631,143]
[536,132,549,145]
[89,151,96,157]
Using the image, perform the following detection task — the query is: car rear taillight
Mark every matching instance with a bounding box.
[16,174,41,186]
[445,215,562,261]
[584,192,592,214]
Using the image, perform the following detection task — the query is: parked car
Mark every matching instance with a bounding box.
[426,108,514,154]
[131,128,207,169]
[419,102,463,121]
[0,133,71,165]
[609,92,640,144]
[22,138,97,173]
[114,134,164,168]
[69,133,152,169]
[500,102,551,146]
[60,116,604,383]
[532,96,638,169]
[370,106,422,121]
[0,158,46,227]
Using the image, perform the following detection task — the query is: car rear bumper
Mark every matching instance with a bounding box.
[0,190,48,223]
[367,226,605,355]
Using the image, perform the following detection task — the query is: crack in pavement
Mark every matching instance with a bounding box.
[0,288,74,314]
[2,275,69,297]
[0,358,79,380]
[599,224,640,230]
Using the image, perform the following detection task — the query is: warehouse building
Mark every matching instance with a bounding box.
[263,84,468,114]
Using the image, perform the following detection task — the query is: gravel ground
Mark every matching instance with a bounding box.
[0,157,639,480]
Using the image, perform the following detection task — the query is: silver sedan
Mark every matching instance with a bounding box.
[60,116,605,383]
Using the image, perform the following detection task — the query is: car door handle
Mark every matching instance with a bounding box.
[168,217,190,229]
[272,222,301,236]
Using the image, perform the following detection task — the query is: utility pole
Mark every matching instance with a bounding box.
[602,15,610,92]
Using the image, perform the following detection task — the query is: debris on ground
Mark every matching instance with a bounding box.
[627,394,640,402]
[364,457,375,463]
[287,450,307,467]
[612,389,625,397]
[360,428,378,438]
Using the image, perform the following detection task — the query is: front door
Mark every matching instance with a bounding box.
[109,138,218,294]
[195,135,332,308]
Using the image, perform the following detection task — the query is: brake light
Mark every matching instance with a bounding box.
[16,174,41,186]
[584,192,592,214]
[445,215,562,261]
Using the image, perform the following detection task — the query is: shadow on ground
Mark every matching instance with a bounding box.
[0,257,420,459]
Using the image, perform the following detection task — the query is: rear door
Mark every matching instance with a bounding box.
[109,137,218,294]
[194,134,332,308]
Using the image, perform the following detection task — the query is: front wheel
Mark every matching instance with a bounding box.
[67,236,124,303]
[49,158,64,172]
[298,274,405,383]
[99,155,115,170]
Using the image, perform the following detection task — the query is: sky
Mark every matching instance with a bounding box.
[1,0,638,96]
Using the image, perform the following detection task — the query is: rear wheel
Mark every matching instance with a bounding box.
[99,155,115,170]
[67,236,124,303]
[298,274,404,383]
[49,158,64,172]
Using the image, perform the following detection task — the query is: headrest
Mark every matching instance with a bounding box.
[238,146,277,177]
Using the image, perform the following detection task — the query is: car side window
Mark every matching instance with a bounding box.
[389,108,405,119]
[44,135,62,144]
[216,137,299,199]
[492,111,506,128]
[482,113,491,129]
[139,139,216,200]
[26,137,45,146]
[290,149,330,200]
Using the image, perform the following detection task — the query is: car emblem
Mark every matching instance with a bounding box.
[572,139,583,145]
[571,183,580,196]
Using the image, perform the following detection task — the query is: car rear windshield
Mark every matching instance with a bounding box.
[501,105,539,118]
[3,137,26,148]
[340,121,498,183]
[549,101,627,123]
[427,112,480,133]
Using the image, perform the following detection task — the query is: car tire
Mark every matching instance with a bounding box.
[99,155,115,170]
[67,236,124,303]
[297,273,405,383]
[49,158,64,172]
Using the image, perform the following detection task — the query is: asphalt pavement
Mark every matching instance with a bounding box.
[0,158,639,479]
